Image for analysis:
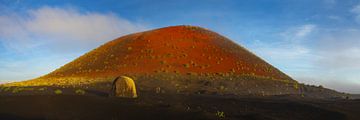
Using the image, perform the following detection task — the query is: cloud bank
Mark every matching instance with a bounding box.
[0,6,147,81]
[0,6,147,53]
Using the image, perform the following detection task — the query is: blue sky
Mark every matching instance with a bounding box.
[0,0,359,93]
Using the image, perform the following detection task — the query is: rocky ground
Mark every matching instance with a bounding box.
[0,87,359,120]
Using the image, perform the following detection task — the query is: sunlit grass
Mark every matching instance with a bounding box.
[54,89,62,94]
[1,76,114,87]
[75,89,86,95]
[0,72,300,96]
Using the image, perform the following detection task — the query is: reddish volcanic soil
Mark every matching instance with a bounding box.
[3,25,346,98]
[44,25,292,81]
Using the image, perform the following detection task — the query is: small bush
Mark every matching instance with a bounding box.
[215,111,225,119]
[294,83,299,89]
[3,87,10,92]
[160,60,167,65]
[12,87,23,93]
[38,87,46,91]
[54,89,62,94]
[75,89,86,95]
[183,64,190,68]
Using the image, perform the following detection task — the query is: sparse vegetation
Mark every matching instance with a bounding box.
[294,83,299,89]
[215,111,225,119]
[75,89,86,95]
[38,87,46,91]
[54,89,62,94]
[183,64,190,68]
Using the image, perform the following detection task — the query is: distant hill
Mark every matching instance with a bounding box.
[3,25,345,98]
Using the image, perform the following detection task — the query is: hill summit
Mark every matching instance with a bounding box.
[7,25,302,96]
[48,25,292,80]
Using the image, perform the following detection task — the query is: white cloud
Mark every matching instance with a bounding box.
[295,24,316,38]
[0,6,148,82]
[280,24,316,42]
[0,6,147,53]
[305,28,360,94]
[249,24,360,94]
[316,48,360,69]
[314,29,360,69]
[351,4,360,23]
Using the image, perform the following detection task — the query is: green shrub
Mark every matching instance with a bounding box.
[183,64,190,68]
[215,111,225,119]
[54,89,62,94]
[75,89,86,95]
[12,87,23,93]
[38,87,46,91]
[294,83,299,89]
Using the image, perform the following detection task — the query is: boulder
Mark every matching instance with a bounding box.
[110,76,137,98]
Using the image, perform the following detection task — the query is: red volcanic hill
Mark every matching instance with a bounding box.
[47,26,292,80]
[7,25,304,96]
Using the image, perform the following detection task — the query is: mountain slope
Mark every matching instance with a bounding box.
[46,25,292,80]
[5,25,304,96]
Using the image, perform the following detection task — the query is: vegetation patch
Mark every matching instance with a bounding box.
[183,64,190,68]
[38,87,47,91]
[54,89,63,95]
[215,111,225,119]
[75,89,86,95]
